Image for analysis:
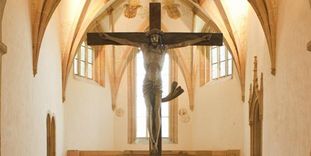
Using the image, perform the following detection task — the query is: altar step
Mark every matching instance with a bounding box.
[67,150,240,156]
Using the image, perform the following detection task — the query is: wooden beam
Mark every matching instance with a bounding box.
[150,3,161,30]
[163,32,223,46]
[87,32,223,46]
[87,32,148,45]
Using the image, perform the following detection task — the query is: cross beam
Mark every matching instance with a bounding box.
[87,32,223,46]
[87,2,223,46]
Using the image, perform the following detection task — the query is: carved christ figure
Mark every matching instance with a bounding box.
[101,29,211,155]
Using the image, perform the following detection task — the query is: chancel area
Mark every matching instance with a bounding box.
[0,0,311,156]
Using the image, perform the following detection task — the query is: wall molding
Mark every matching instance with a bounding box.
[0,41,4,156]
[67,150,240,156]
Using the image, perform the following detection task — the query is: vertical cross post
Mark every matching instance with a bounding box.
[150,3,161,30]
[149,3,162,155]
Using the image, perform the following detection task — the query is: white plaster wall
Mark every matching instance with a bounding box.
[192,68,244,151]
[1,0,64,156]
[243,0,311,155]
[112,68,132,150]
[64,70,114,150]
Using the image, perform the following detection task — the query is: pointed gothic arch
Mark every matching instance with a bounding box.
[248,0,278,75]
[127,48,179,144]
[21,0,277,104]
[30,0,61,76]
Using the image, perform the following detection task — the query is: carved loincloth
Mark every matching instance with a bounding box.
[143,78,162,153]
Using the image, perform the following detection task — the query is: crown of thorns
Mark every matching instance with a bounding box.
[146,29,164,36]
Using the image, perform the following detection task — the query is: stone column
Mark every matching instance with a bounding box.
[0,41,6,156]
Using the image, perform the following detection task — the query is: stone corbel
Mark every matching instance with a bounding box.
[0,41,7,55]
[307,41,311,51]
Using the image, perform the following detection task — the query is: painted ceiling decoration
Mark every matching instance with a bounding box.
[27,0,278,110]
[163,0,181,19]
[124,0,142,18]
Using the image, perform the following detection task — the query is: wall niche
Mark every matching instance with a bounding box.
[46,113,56,156]
[248,56,264,156]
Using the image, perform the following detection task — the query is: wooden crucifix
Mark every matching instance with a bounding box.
[87,2,223,156]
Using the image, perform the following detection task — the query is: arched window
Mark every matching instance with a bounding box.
[74,42,94,79]
[128,50,178,143]
[73,41,105,86]
[135,51,170,138]
[200,44,233,86]
[210,45,233,79]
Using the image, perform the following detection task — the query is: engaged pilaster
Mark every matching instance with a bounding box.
[0,41,6,156]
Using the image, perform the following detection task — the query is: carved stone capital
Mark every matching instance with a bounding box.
[0,41,7,55]
[307,41,311,52]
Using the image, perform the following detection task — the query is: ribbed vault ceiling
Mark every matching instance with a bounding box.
[4,0,277,108]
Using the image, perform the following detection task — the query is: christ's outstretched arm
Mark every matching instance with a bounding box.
[100,33,141,47]
[167,34,213,49]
